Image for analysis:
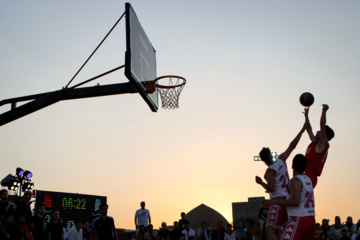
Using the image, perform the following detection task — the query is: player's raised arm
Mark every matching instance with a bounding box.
[320,105,329,136]
[316,104,330,151]
[278,125,306,162]
[304,107,315,141]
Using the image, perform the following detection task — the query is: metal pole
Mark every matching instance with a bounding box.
[65,12,126,88]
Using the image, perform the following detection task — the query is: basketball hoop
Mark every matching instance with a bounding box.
[154,75,186,110]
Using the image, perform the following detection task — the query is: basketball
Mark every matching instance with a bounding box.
[299,92,314,107]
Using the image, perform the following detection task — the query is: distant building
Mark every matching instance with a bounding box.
[186,203,229,229]
[232,197,265,225]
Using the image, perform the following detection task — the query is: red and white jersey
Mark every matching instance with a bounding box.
[266,159,289,199]
[287,175,315,217]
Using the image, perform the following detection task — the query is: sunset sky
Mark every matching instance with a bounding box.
[1,0,359,230]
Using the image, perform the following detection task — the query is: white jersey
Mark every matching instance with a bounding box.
[287,175,315,217]
[67,227,83,240]
[267,158,289,199]
[135,208,150,227]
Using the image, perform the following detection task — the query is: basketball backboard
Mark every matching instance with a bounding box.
[0,2,187,126]
[124,3,158,112]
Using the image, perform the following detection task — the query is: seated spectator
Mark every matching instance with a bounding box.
[234,222,246,240]
[224,224,235,240]
[329,216,348,240]
[319,233,329,240]
[196,222,210,240]
[314,223,324,239]
[67,220,83,240]
[346,217,357,236]
[182,223,195,240]
[158,222,171,240]
[212,221,225,240]
[338,229,351,240]
[244,220,260,240]
[0,214,22,240]
[82,221,91,240]
[16,214,32,240]
[144,224,158,240]
[322,219,330,239]
[136,225,146,240]
[170,222,182,240]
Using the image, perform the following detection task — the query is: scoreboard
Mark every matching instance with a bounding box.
[35,190,106,230]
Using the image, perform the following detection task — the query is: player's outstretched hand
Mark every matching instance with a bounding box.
[322,104,329,111]
[303,107,309,117]
[255,176,263,184]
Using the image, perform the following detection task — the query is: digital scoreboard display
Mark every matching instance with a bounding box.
[35,190,106,230]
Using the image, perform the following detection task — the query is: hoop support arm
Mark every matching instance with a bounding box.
[0,82,137,126]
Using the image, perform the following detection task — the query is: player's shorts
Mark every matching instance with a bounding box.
[305,171,318,189]
[266,204,288,229]
[281,216,315,240]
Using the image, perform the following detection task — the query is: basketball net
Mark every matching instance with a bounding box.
[154,76,186,110]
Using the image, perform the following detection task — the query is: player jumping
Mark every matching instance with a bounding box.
[303,104,334,188]
[255,125,306,240]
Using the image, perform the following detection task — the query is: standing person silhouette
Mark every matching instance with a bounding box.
[135,201,151,230]
[92,204,118,240]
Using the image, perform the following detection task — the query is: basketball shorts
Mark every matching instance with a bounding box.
[281,216,315,240]
[266,205,288,229]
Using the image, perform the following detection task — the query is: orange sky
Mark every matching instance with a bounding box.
[1,0,360,231]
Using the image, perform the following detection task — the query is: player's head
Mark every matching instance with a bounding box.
[325,125,334,141]
[292,154,308,173]
[259,147,273,166]
[316,125,334,141]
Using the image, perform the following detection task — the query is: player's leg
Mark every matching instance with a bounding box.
[275,229,282,240]
[265,226,277,240]
[305,172,318,188]
[281,216,315,240]
[265,205,285,240]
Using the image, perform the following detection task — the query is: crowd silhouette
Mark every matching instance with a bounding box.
[1,189,360,240]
